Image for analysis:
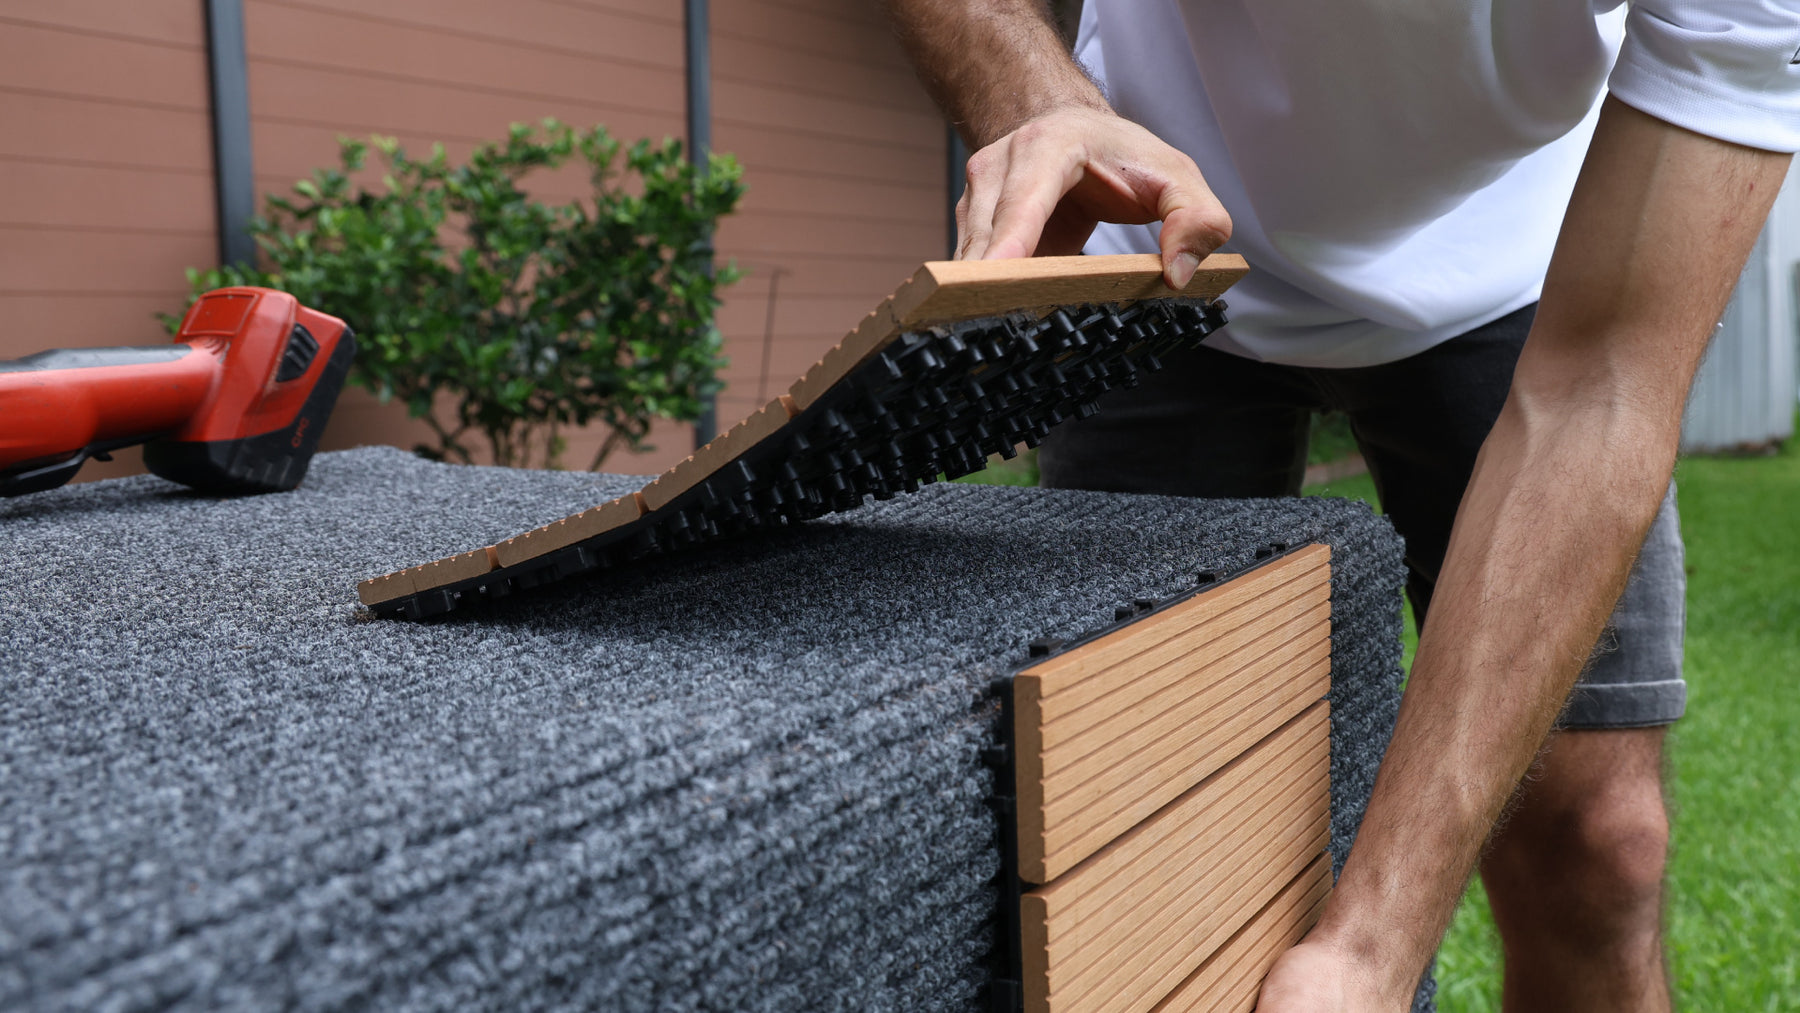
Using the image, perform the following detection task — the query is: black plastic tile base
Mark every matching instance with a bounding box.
[372,297,1227,619]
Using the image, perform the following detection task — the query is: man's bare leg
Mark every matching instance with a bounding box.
[1480,727,1672,1013]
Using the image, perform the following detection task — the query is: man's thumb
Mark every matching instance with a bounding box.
[1158,203,1232,291]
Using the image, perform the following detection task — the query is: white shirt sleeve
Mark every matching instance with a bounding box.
[1607,0,1800,152]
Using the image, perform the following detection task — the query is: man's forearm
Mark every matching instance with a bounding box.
[1306,98,1790,1000]
[1315,385,1678,993]
[879,0,1109,147]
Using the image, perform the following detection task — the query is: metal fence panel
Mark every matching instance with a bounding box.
[1682,164,1800,453]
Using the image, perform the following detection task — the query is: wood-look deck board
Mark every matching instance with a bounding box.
[1029,554,1339,730]
[1035,596,1331,767]
[1024,548,1326,689]
[1021,704,1332,1013]
[1013,555,1333,884]
[1037,710,1328,925]
[1149,855,1333,1013]
[1015,590,1339,885]
[1034,652,1329,882]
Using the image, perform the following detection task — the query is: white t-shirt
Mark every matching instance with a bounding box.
[1077,0,1800,367]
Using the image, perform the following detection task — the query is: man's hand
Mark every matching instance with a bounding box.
[1253,939,1397,1012]
[956,106,1232,289]
[880,0,1231,287]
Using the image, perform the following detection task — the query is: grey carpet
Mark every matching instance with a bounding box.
[0,446,1429,1012]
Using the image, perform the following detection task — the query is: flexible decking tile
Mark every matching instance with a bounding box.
[887,256,1243,330]
[639,396,800,512]
[1013,546,1333,882]
[785,256,1242,412]
[1020,704,1332,1013]
[356,253,1247,618]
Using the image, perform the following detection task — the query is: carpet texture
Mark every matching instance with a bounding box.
[0,447,1428,1011]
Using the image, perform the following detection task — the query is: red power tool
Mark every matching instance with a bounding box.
[0,288,354,497]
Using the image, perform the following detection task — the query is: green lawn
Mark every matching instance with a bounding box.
[964,430,1800,1009]
[1308,442,1800,1010]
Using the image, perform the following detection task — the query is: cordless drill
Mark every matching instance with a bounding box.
[0,288,355,497]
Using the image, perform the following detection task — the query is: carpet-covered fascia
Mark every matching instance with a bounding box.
[0,447,1425,1011]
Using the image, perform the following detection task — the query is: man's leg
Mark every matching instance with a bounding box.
[1477,489,1685,1013]
[1038,341,1322,497]
[1315,307,1684,1010]
[1480,729,1671,1011]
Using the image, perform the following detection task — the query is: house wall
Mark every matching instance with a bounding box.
[707,0,946,423]
[0,1,218,481]
[1,0,947,482]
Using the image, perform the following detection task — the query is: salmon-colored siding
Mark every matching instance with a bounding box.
[0,1,216,481]
[1,0,947,480]
[711,0,947,421]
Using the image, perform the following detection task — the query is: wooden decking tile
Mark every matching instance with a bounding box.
[1021,703,1332,1013]
[1150,855,1333,1013]
[1013,546,1332,883]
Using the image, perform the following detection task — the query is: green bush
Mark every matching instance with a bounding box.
[170,120,744,469]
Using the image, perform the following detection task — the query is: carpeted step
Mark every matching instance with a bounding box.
[0,447,1432,1012]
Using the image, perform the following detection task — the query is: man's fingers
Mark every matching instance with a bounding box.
[984,126,1085,260]
[957,143,1009,261]
[1143,144,1231,289]
[959,107,1234,277]
[953,185,974,259]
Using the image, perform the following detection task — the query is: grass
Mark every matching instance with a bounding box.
[1650,443,1800,1009]
[952,447,1041,486]
[963,427,1800,1009]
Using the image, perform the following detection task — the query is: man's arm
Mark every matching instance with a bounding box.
[880,2,1791,1003]
[1256,97,1790,1009]
[879,0,1233,285]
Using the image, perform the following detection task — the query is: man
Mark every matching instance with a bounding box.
[879,0,1797,1009]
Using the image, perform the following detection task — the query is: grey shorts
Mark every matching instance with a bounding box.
[1038,304,1687,729]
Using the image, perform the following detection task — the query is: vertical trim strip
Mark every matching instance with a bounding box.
[685,0,717,447]
[685,0,712,167]
[204,0,256,268]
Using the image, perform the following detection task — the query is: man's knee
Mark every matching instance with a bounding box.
[1558,788,1669,916]
[1485,734,1670,939]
